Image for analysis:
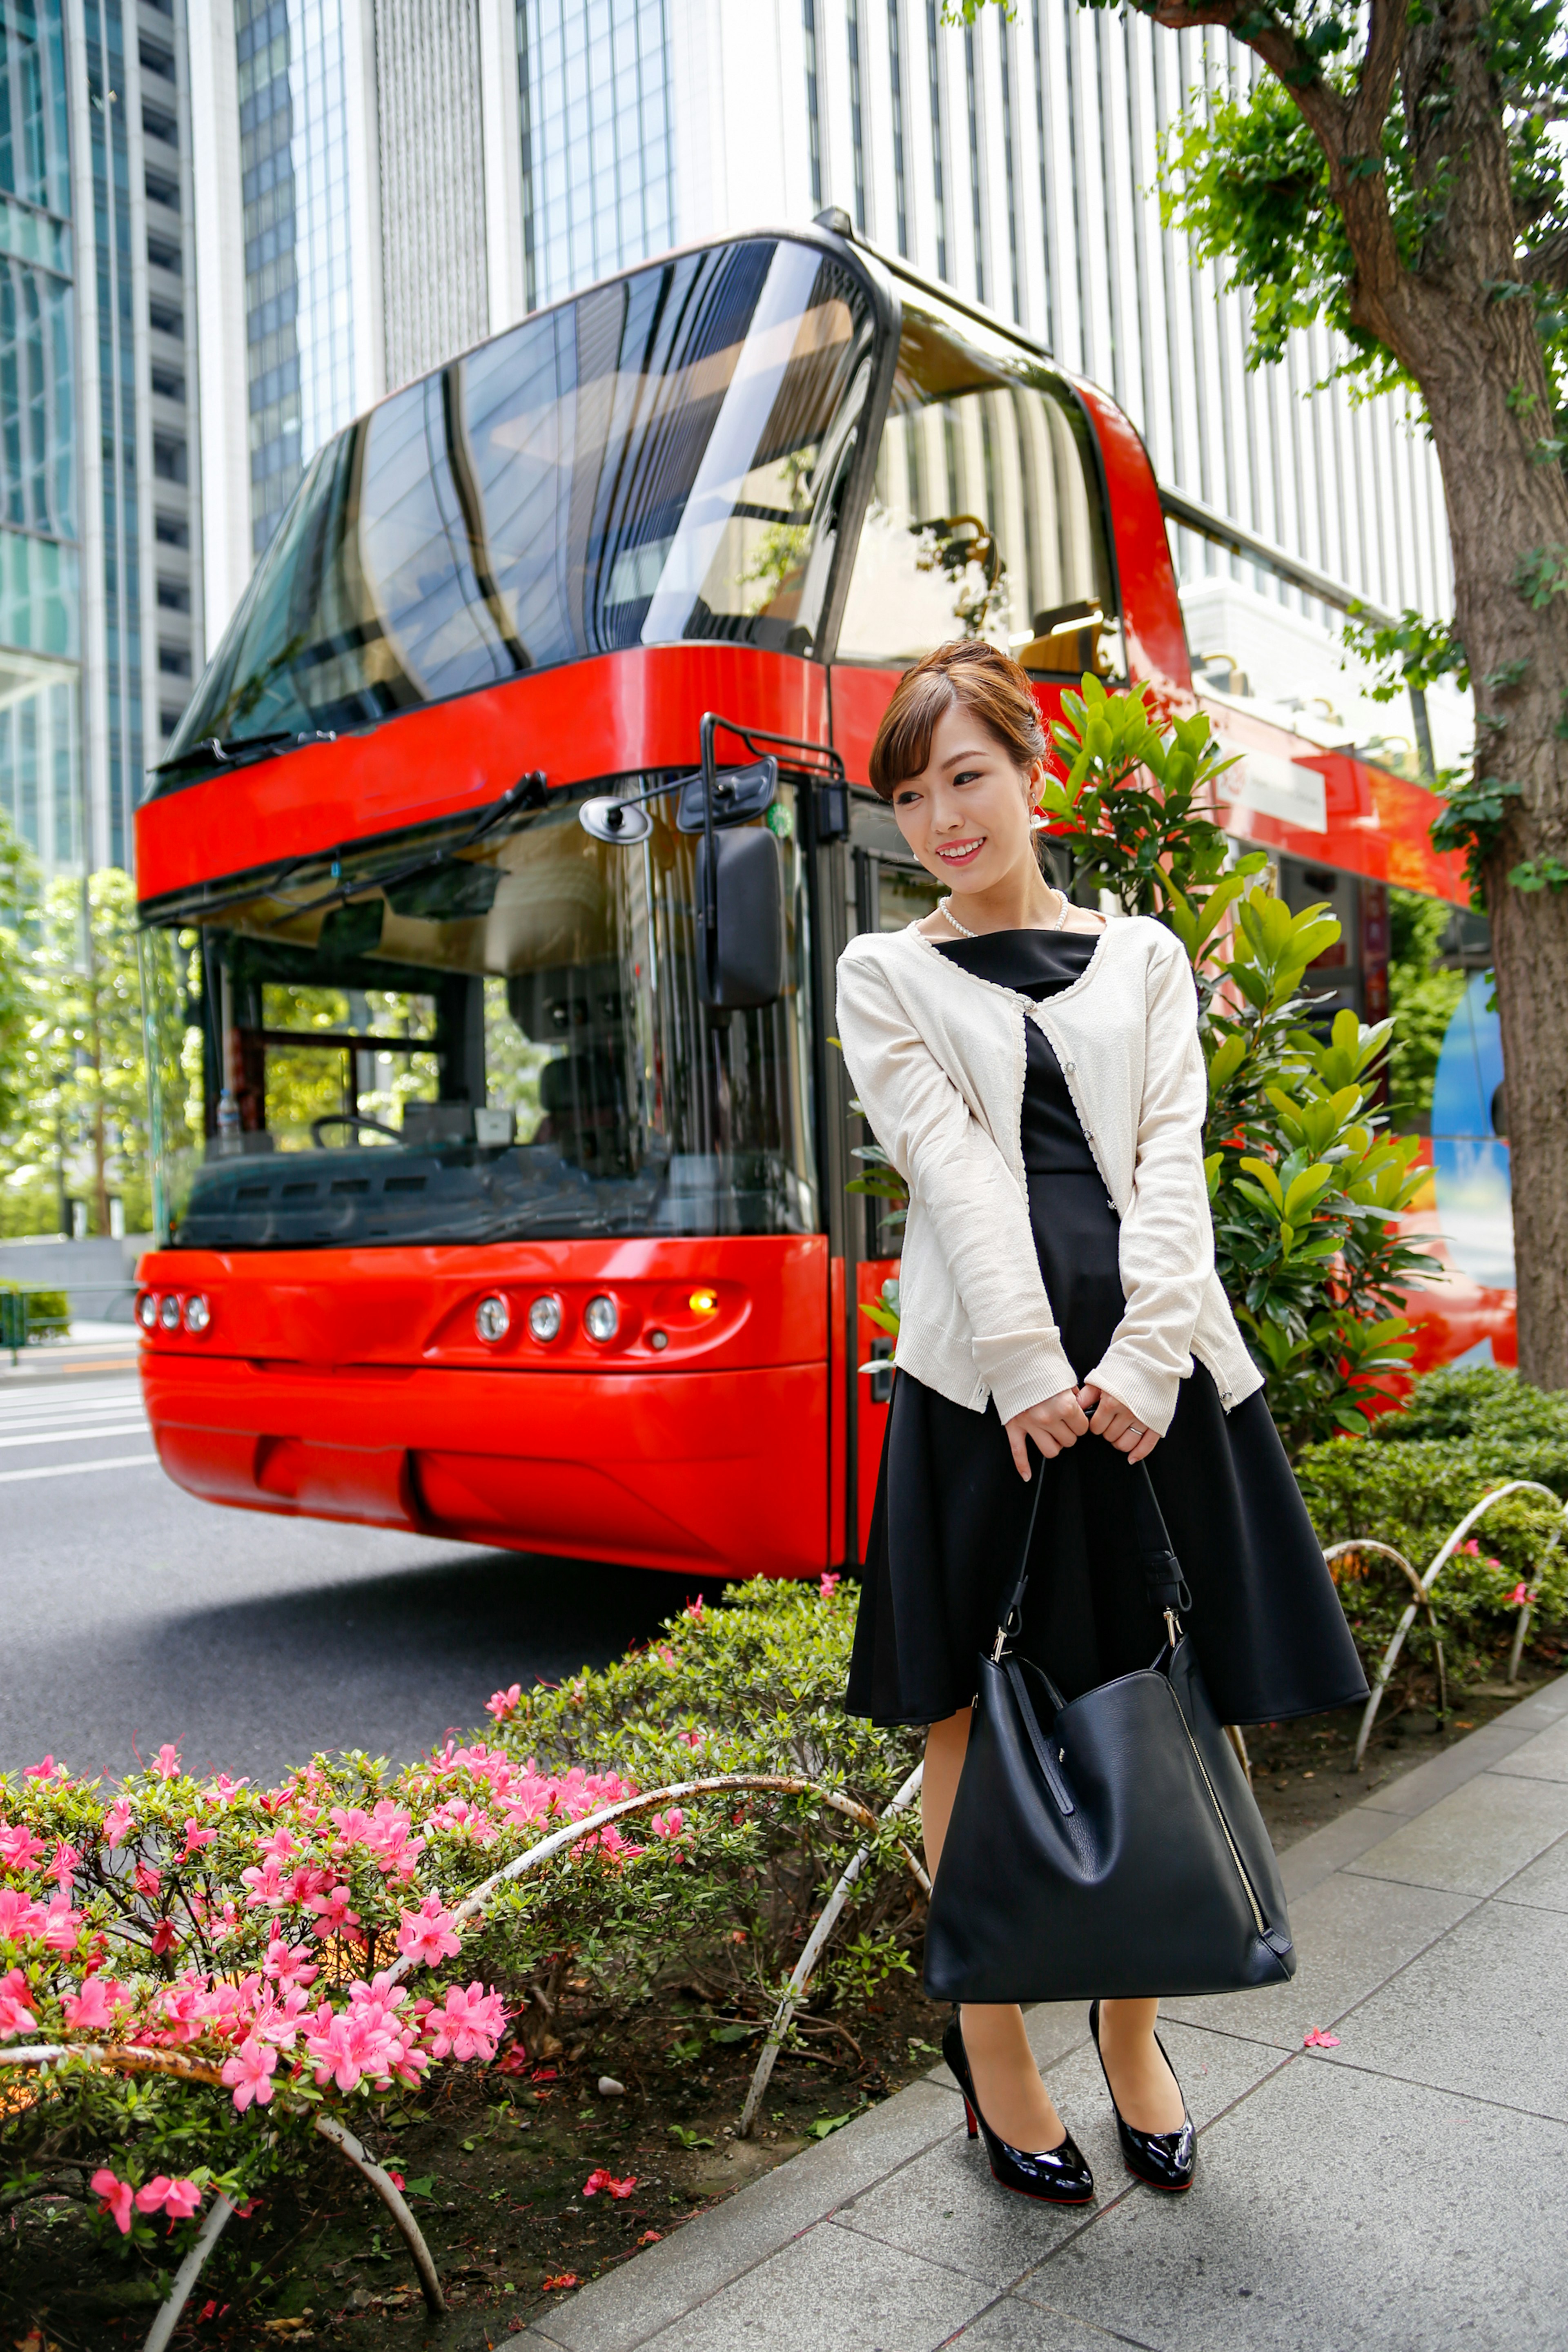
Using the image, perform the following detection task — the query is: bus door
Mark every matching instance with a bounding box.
[844,811,942,1557]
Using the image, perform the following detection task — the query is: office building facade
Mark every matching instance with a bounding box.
[0,0,202,884]
[182,0,1465,797]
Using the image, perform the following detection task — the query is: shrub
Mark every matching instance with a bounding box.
[1296,1367,1568,1695]
[0,1579,920,2292]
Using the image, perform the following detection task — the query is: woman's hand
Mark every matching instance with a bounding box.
[1003,1388,1090,1477]
[1076,1382,1159,1464]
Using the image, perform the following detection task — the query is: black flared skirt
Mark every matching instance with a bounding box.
[845,1170,1368,1732]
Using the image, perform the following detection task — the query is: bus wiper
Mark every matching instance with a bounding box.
[264,769,549,929]
[151,729,337,778]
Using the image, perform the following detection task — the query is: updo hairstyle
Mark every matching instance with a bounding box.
[867,639,1048,802]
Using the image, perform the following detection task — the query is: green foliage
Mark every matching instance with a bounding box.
[1,869,156,1236]
[1295,1367,1568,1691]
[0,1579,923,2285]
[1386,889,1466,1123]
[1047,683,1428,1451]
[1341,607,1470,704]
[0,811,37,1142]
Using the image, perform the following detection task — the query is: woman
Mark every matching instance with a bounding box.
[836,640,1366,2206]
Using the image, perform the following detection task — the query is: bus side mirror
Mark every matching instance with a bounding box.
[697,828,784,1009]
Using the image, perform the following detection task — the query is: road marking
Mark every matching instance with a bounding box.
[0,1422,147,1451]
[0,1452,158,1484]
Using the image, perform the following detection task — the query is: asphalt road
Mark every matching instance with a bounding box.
[0,1367,708,1788]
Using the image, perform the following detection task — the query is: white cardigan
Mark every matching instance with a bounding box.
[835,914,1264,1437]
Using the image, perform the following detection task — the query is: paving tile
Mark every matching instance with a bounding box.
[1491,1831,1568,1915]
[1275,1806,1402,1901]
[1014,2059,1568,2351]
[949,2296,1160,2350]
[1343,1768,1568,1895]
[1351,1717,1541,1817]
[529,2081,960,2352]
[1313,1896,1568,2120]
[1163,1869,1472,2051]
[1486,1711,1568,1784]
[836,2021,1281,2291]
[634,2218,993,2352]
[1503,1672,1568,1727]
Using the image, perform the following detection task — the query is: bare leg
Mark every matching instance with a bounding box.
[1095,1997,1185,2134]
[924,1708,1066,2151]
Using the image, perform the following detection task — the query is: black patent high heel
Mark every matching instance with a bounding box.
[1088,2000,1195,2193]
[942,2011,1094,2206]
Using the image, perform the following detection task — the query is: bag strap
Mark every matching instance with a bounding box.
[991,1445,1194,1663]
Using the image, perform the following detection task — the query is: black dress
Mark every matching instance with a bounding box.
[845,928,1368,1731]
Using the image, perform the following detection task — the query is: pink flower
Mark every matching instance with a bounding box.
[0,1968,38,2039]
[256,1826,297,1864]
[135,2174,203,2221]
[240,1857,287,1910]
[46,1839,81,1892]
[180,1819,215,1859]
[650,1809,687,1841]
[103,1796,135,1847]
[209,1774,248,1803]
[396,1895,462,1968]
[221,2036,277,2111]
[64,1976,116,2032]
[0,1822,45,1872]
[23,1755,65,1781]
[421,1981,506,2062]
[486,1683,523,1722]
[684,1596,705,1622]
[150,1919,181,1956]
[820,1571,841,1599]
[91,2167,134,2234]
[1303,2027,1341,2050]
[263,1938,318,1989]
[582,2168,637,2199]
[1507,1583,1538,1609]
[134,1862,162,1899]
[42,1895,84,1953]
[305,1882,361,1940]
[153,1743,183,1781]
[676,1730,704,1751]
[0,1889,47,1943]
[386,2169,405,2192]
[656,1645,677,1668]
[1462,1538,1481,1557]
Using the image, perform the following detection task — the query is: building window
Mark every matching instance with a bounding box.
[157,643,191,677]
[846,0,867,234]
[1000,22,1020,323]
[964,25,984,306]
[154,511,188,546]
[156,577,189,611]
[1030,0,1055,352]
[924,0,947,283]
[152,435,186,482]
[149,302,183,336]
[887,0,908,256]
[515,0,675,314]
[151,368,185,402]
[803,0,823,208]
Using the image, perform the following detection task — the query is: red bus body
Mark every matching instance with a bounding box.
[134,231,1483,1579]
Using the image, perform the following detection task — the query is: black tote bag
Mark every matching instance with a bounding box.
[924,1450,1296,2005]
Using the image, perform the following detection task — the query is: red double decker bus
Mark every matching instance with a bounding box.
[133,223,1477,1582]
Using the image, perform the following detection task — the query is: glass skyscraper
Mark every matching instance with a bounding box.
[236,0,360,556]
[516,0,674,314]
[0,0,78,875]
[0,0,202,882]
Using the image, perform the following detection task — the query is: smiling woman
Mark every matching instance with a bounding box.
[835,638,1366,2204]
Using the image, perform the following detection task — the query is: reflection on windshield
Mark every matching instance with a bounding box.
[140,786,818,1250]
[837,290,1118,674]
[160,241,873,771]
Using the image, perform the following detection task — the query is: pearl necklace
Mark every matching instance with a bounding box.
[938,887,1069,939]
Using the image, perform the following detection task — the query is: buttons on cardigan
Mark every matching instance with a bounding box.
[1063,1060,1076,1075]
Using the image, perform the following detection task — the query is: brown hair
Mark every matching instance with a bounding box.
[867,639,1047,801]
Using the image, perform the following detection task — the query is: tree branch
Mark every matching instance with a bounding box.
[1347,0,1408,160]
[1521,227,1568,293]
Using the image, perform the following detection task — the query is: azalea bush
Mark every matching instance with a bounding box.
[1295,1366,1568,1701]
[0,1577,922,2295]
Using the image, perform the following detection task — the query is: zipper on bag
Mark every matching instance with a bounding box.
[1165,1653,1267,1936]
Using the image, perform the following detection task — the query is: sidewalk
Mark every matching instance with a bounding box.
[519,1677,1568,2352]
[0,1320,138,1382]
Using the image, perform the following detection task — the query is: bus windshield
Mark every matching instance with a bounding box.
[139,784,819,1250]
[158,239,874,780]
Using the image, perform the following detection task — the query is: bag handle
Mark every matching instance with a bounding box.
[990,1444,1194,1664]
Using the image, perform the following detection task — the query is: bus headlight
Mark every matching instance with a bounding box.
[475,1294,510,1343]
[158,1295,181,1331]
[183,1294,211,1335]
[584,1294,619,1343]
[136,1292,158,1331]
[528,1294,563,1343]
